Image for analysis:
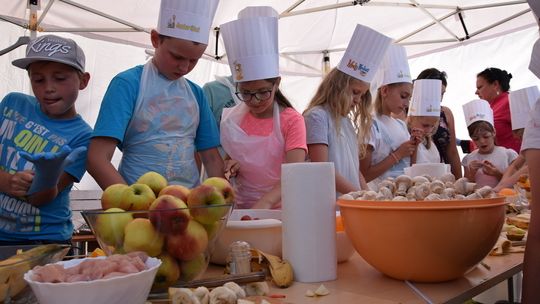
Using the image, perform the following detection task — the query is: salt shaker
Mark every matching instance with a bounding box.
[228,241,252,274]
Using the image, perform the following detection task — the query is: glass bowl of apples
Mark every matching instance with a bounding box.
[81,175,235,291]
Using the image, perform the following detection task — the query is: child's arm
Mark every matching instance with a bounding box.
[360,140,416,183]
[26,172,77,206]
[309,144,358,194]
[199,148,225,179]
[87,137,127,189]
[493,155,527,192]
[252,148,306,209]
[463,160,480,182]
[0,170,33,198]
[481,160,504,180]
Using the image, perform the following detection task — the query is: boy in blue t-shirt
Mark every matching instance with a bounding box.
[0,35,92,243]
[87,0,225,189]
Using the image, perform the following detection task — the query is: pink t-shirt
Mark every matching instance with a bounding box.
[239,107,307,153]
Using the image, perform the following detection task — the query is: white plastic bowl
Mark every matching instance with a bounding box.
[24,256,161,304]
[404,163,450,178]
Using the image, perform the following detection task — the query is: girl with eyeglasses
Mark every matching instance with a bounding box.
[219,8,307,209]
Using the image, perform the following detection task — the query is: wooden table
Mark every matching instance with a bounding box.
[152,252,523,303]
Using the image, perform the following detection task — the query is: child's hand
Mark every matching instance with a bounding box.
[224,159,240,179]
[410,128,424,145]
[468,160,483,171]
[482,160,501,177]
[6,171,34,197]
[395,140,417,159]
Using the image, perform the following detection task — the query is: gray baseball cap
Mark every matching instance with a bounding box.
[12,35,85,72]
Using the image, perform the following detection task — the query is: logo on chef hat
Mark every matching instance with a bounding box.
[234,61,244,81]
[469,113,486,121]
[167,15,176,28]
[346,59,370,77]
[425,104,440,113]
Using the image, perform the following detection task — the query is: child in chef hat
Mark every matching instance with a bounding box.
[493,86,540,191]
[521,2,540,300]
[461,99,518,188]
[407,79,442,164]
[88,0,225,189]
[359,43,417,190]
[304,24,392,196]
[219,6,307,209]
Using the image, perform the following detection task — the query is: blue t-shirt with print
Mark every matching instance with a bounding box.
[92,65,220,183]
[0,93,92,242]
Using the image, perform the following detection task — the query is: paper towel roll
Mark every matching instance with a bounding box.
[281,162,337,282]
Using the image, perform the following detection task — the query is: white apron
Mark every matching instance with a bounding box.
[119,61,200,187]
[416,140,441,164]
[221,102,284,209]
[368,115,410,189]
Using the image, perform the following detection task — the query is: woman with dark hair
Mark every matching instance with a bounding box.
[416,68,462,178]
[475,67,520,153]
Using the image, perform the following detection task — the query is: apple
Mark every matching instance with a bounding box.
[123,218,164,257]
[120,183,156,211]
[149,194,190,234]
[202,221,221,240]
[167,220,208,261]
[94,207,134,246]
[101,184,129,210]
[180,253,207,281]
[202,177,235,204]
[159,184,191,202]
[137,171,168,196]
[153,253,180,290]
[187,184,228,225]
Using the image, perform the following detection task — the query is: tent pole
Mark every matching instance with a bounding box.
[395,11,456,43]
[36,0,55,27]
[409,0,460,41]
[468,8,531,38]
[282,0,306,14]
[462,1,527,11]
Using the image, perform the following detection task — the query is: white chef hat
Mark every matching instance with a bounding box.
[157,0,220,44]
[373,44,412,88]
[408,79,441,117]
[337,24,392,83]
[509,86,540,130]
[238,6,279,19]
[529,38,540,79]
[463,99,494,127]
[221,7,279,82]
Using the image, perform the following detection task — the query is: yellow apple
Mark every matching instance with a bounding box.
[137,171,168,196]
[123,218,164,257]
[120,183,156,211]
[101,184,129,210]
[149,194,190,234]
[202,177,235,204]
[187,184,229,225]
[180,253,207,281]
[152,253,180,290]
[94,207,133,246]
[167,220,208,261]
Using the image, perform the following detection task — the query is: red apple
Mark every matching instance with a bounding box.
[120,183,156,211]
[167,220,208,261]
[101,184,129,210]
[149,194,190,234]
[187,184,229,225]
[136,171,168,196]
[159,184,191,202]
[202,177,235,204]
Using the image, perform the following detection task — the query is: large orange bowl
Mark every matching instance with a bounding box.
[337,197,506,282]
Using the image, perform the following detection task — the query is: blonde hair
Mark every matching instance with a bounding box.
[304,68,372,158]
[406,116,440,149]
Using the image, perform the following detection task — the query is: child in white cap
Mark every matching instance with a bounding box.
[0,35,91,244]
[219,7,307,209]
[407,79,442,164]
[87,0,224,189]
[461,99,518,188]
[360,44,417,189]
[304,24,391,196]
[522,2,540,301]
[494,86,539,191]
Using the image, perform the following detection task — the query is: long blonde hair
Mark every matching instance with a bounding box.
[303,68,372,157]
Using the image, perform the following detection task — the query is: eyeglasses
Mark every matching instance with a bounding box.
[235,90,273,102]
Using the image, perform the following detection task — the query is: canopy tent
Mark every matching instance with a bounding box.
[1,0,539,190]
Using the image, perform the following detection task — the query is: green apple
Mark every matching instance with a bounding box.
[180,253,207,281]
[101,184,129,210]
[202,177,235,204]
[202,220,222,241]
[159,184,191,202]
[120,183,156,211]
[149,194,190,234]
[152,253,180,290]
[167,220,208,261]
[94,207,133,247]
[123,218,164,257]
[137,171,168,196]
[187,184,229,225]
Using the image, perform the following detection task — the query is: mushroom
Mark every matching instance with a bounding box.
[466,192,483,200]
[442,188,456,198]
[454,178,476,195]
[429,180,445,194]
[361,190,378,200]
[169,288,201,304]
[379,179,396,194]
[475,186,495,198]
[424,193,442,201]
[444,181,455,189]
[223,282,246,299]
[414,183,431,200]
[194,287,210,304]
[395,175,412,196]
[421,174,433,182]
[244,282,270,296]
[339,193,354,200]
[406,186,417,200]
[411,175,430,186]
[209,286,237,304]
[454,194,466,200]
[378,187,393,200]
[350,190,366,199]
[392,195,408,201]
[440,173,456,184]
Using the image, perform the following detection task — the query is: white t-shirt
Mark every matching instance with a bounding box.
[521,98,540,151]
[462,146,518,188]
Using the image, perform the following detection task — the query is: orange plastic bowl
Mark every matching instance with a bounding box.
[337,197,506,282]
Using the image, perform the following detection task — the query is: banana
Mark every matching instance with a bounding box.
[193,286,210,304]
[168,287,201,304]
[208,286,237,304]
[257,251,294,288]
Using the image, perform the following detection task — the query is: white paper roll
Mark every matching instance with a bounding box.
[281,162,337,282]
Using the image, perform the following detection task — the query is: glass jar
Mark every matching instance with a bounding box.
[228,241,252,275]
